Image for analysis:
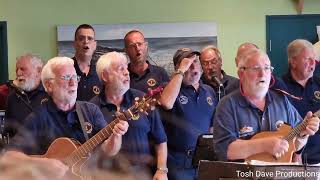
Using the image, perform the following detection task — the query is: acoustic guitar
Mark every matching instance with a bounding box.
[245,118,310,163]
[33,87,162,180]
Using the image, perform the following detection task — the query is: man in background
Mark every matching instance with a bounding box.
[160,48,217,180]
[5,53,48,138]
[73,24,102,101]
[200,45,239,100]
[124,30,169,93]
[282,39,320,164]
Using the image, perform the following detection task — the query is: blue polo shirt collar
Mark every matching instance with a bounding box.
[98,87,133,110]
[128,61,151,79]
[72,57,96,77]
[238,91,273,109]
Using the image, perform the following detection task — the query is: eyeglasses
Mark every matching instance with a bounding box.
[58,75,81,82]
[127,41,147,49]
[240,65,274,73]
[76,35,95,42]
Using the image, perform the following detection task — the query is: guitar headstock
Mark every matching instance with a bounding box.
[130,87,163,118]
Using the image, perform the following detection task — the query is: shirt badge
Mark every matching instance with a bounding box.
[93,86,100,95]
[85,122,93,134]
[147,78,157,87]
[207,97,213,106]
[239,126,254,137]
[132,114,140,120]
[179,95,188,104]
[275,120,284,129]
[314,91,320,100]
[40,98,49,105]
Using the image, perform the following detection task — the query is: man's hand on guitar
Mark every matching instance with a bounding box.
[112,120,129,137]
[300,111,320,137]
[265,137,289,158]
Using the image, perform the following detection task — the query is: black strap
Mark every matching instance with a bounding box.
[76,102,89,141]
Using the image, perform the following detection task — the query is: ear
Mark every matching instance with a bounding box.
[45,80,53,93]
[101,70,109,83]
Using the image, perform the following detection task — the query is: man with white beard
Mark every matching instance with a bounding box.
[213,49,320,162]
[5,54,48,138]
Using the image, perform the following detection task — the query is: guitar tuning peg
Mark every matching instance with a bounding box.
[135,97,140,101]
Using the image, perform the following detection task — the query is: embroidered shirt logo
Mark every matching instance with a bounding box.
[132,114,140,120]
[40,98,49,105]
[147,78,157,87]
[239,126,254,138]
[275,120,284,129]
[314,91,320,100]
[207,97,213,106]
[85,122,93,134]
[179,95,188,104]
[93,86,100,95]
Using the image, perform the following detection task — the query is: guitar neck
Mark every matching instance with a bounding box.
[284,109,320,141]
[64,112,130,166]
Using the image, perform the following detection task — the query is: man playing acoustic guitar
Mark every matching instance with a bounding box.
[3,57,129,179]
[213,48,320,162]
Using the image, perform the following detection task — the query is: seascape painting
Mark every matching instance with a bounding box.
[57,22,217,73]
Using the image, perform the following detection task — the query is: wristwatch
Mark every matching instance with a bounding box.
[173,68,184,76]
[157,167,168,174]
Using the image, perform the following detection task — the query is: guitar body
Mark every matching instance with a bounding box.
[34,138,89,180]
[246,124,296,163]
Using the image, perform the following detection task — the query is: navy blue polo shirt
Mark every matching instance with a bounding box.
[5,84,49,137]
[73,57,102,101]
[213,89,302,161]
[163,82,217,168]
[129,62,169,93]
[282,72,320,164]
[7,99,106,155]
[90,88,167,165]
[201,70,239,97]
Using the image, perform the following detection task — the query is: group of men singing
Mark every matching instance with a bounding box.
[1,24,320,180]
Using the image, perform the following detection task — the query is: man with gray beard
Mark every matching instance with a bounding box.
[5,54,48,138]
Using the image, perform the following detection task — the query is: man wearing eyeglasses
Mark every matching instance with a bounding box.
[5,54,48,138]
[200,45,239,100]
[160,48,217,180]
[213,48,319,162]
[124,30,169,93]
[282,39,320,164]
[73,24,102,101]
[4,57,129,178]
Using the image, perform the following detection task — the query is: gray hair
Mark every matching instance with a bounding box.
[41,57,74,92]
[96,52,128,81]
[287,39,314,60]
[200,45,222,62]
[238,49,269,69]
[16,53,43,69]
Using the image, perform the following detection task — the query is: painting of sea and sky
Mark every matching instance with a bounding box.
[57,22,217,74]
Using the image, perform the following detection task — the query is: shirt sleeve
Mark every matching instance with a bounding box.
[148,109,167,144]
[213,97,238,161]
[6,112,41,155]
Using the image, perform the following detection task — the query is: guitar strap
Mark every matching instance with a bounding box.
[76,102,89,141]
